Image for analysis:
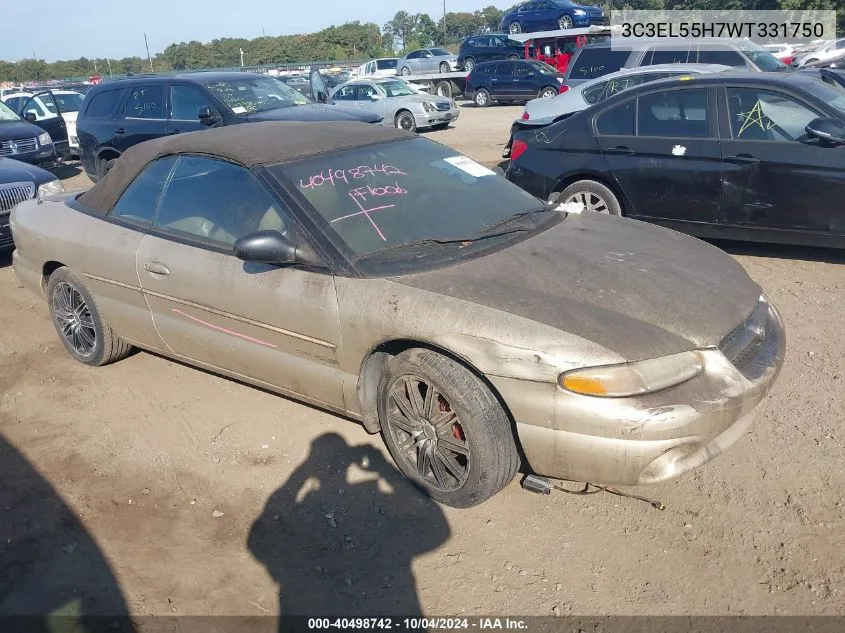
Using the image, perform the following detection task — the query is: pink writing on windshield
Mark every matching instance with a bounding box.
[299,164,407,190]
[349,183,407,204]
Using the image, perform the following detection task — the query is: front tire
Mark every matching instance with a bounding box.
[377,349,520,508]
[474,88,491,107]
[47,267,133,366]
[395,110,417,132]
[509,21,522,34]
[559,14,574,29]
[439,62,450,73]
[557,179,622,215]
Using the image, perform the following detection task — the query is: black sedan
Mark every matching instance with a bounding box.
[506,71,845,248]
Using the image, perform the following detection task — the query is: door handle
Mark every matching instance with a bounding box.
[492,78,498,82]
[114,127,126,134]
[604,146,634,156]
[144,261,170,276]
[724,154,760,165]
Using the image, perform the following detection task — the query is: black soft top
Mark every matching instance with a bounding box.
[77,121,414,215]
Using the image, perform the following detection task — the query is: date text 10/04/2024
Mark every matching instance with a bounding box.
[306,618,529,630]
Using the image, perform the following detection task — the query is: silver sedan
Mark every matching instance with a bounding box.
[330,78,460,132]
[397,48,459,76]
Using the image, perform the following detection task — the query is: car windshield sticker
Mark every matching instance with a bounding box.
[231,106,247,114]
[672,144,687,156]
[443,156,495,178]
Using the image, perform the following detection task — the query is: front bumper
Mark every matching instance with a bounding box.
[492,296,785,485]
[10,146,59,170]
[416,108,461,128]
[0,212,12,250]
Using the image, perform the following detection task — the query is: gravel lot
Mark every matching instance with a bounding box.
[1,102,843,620]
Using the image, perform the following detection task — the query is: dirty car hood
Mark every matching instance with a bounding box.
[390,213,762,361]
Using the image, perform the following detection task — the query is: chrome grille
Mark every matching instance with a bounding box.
[0,137,38,156]
[719,299,769,380]
[0,181,35,212]
[434,101,451,111]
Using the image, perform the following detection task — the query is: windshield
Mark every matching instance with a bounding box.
[48,92,85,113]
[376,59,398,70]
[200,75,311,114]
[430,48,450,57]
[0,101,21,121]
[273,138,546,264]
[738,45,787,71]
[375,79,415,97]
[805,75,845,116]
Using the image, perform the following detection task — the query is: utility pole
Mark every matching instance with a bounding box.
[443,0,447,46]
[106,58,112,76]
[144,33,154,72]
[240,48,245,67]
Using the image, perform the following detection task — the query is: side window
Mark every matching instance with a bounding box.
[726,88,821,142]
[491,37,506,48]
[515,63,533,76]
[697,45,747,67]
[124,85,164,119]
[334,86,357,101]
[582,81,608,104]
[356,84,378,100]
[569,48,630,80]
[170,85,213,120]
[4,97,23,112]
[603,73,669,100]
[465,38,478,48]
[596,100,635,135]
[644,46,692,65]
[637,88,709,138]
[406,51,420,60]
[83,89,123,118]
[154,156,289,247]
[494,62,514,76]
[109,156,178,226]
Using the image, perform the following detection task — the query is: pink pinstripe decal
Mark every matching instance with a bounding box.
[170,308,278,349]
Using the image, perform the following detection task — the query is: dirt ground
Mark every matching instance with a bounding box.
[1,102,843,622]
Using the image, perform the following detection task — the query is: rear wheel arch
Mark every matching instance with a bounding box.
[552,172,629,216]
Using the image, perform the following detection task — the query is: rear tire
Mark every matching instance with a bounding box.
[401,66,411,76]
[98,156,118,180]
[395,110,417,132]
[509,21,522,34]
[540,86,558,99]
[557,179,622,216]
[47,267,133,367]
[377,349,520,508]
[463,58,476,72]
[474,88,491,107]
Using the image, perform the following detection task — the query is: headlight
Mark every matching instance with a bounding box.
[422,102,434,113]
[37,179,65,200]
[573,9,586,15]
[558,351,704,397]
[38,131,52,147]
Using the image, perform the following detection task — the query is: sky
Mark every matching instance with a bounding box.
[2,0,506,63]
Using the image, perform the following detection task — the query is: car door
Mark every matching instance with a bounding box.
[594,86,722,223]
[491,62,517,99]
[117,84,166,152]
[354,83,386,118]
[135,154,345,407]
[514,61,541,99]
[418,50,436,73]
[534,0,557,30]
[20,91,69,151]
[518,2,539,30]
[719,85,845,233]
[166,82,220,135]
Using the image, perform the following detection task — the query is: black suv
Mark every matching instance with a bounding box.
[458,34,525,72]
[77,70,383,182]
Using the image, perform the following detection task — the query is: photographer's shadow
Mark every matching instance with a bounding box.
[248,433,450,622]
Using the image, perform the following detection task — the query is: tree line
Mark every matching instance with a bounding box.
[2,1,843,83]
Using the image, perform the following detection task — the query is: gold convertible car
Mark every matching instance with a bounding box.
[10,121,785,507]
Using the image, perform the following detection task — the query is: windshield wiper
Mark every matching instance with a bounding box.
[468,207,554,239]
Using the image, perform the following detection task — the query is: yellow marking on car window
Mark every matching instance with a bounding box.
[678,76,694,81]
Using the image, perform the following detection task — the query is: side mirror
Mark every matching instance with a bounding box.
[370,93,382,101]
[234,230,321,266]
[317,90,327,103]
[526,72,537,78]
[806,117,845,144]
[24,111,37,122]
[198,106,218,125]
